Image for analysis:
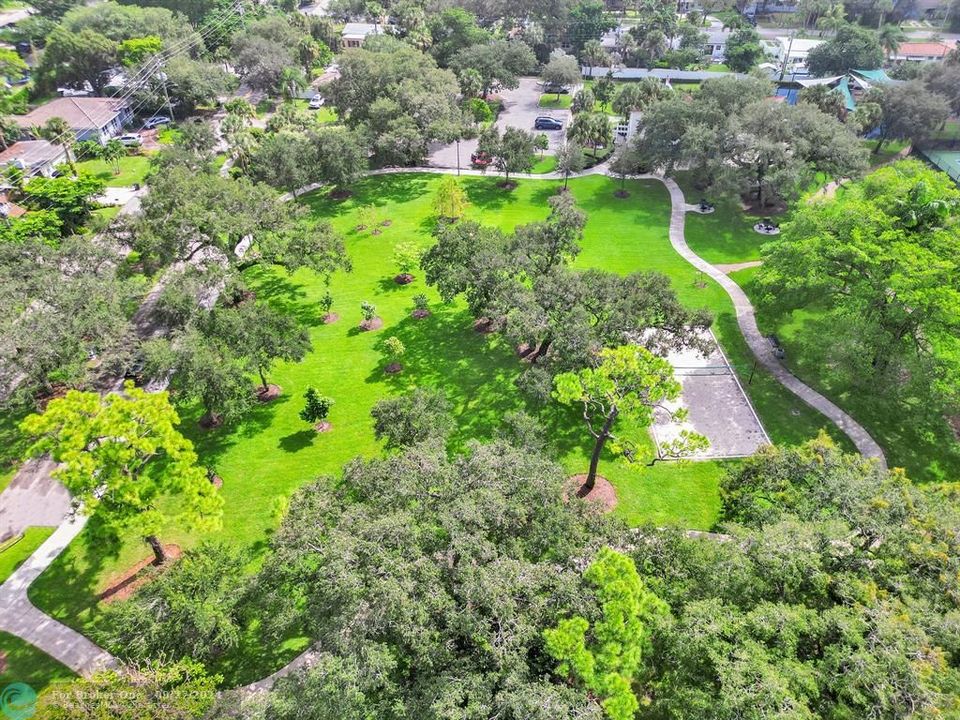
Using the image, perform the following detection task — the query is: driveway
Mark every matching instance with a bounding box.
[427,76,574,169]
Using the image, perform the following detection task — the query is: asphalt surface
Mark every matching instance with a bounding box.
[427,77,574,169]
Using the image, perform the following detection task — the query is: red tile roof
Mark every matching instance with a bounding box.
[896,41,955,58]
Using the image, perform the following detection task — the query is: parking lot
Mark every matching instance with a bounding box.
[427,76,574,169]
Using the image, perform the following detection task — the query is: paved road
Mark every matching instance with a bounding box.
[0,459,70,543]
[427,77,573,169]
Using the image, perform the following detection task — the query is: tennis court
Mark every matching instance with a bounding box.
[651,330,770,460]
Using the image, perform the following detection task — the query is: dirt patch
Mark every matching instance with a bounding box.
[564,474,617,513]
[474,317,496,334]
[98,544,182,604]
[380,219,392,227]
[498,180,518,190]
[360,317,384,331]
[394,273,415,285]
[256,384,282,402]
[323,312,339,324]
[412,309,431,319]
[35,383,69,410]
[0,651,6,674]
[614,189,630,199]
[208,474,223,489]
[371,228,382,236]
[329,188,353,200]
[314,421,332,433]
[385,362,403,374]
[741,196,788,216]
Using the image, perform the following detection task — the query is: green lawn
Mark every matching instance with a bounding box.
[530,155,557,173]
[76,155,152,187]
[735,265,960,483]
[27,172,844,685]
[706,63,730,72]
[538,93,572,109]
[0,527,53,583]
[0,632,74,693]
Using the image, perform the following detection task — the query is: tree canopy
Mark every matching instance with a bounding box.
[755,159,960,406]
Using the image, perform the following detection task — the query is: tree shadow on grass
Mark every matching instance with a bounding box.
[178,392,288,470]
[278,429,315,453]
[298,174,432,219]
[462,176,516,211]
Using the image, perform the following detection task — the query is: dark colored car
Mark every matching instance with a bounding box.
[534,117,563,131]
[542,83,570,94]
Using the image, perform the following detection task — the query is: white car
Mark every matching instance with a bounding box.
[308,95,325,109]
[118,133,142,147]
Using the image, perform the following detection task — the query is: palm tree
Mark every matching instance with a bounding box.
[277,67,307,102]
[39,116,77,176]
[876,0,894,27]
[816,4,847,35]
[878,23,906,59]
[581,39,609,77]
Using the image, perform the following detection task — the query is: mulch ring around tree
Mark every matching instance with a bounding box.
[394,273,415,285]
[329,188,353,200]
[256,384,282,402]
[614,189,630,199]
[385,362,403,374]
[98,544,182,604]
[498,180,518,190]
[360,317,384,331]
[412,309,431,319]
[314,421,332,433]
[199,413,224,430]
[380,219,392,227]
[474,317,496,334]
[564,474,618,513]
[323,312,339,324]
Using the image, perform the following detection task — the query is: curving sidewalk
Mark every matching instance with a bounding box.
[0,164,886,692]
[655,174,886,467]
[0,514,116,675]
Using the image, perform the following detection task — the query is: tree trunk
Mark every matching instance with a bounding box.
[873,134,887,155]
[584,407,618,493]
[145,535,167,565]
[64,145,77,176]
[563,171,569,190]
[530,335,553,363]
[259,367,269,391]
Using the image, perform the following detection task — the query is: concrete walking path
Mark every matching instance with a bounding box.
[0,514,116,675]
[656,174,887,466]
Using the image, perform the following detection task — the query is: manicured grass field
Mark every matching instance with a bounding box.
[26,172,842,685]
[0,527,53,583]
[0,632,74,692]
[76,155,152,187]
[530,154,557,173]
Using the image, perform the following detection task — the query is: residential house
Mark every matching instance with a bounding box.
[891,41,956,63]
[341,22,385,49]
[13,97,132,144]
[0,139,68,177]
[774,36,824,76]
[703,28,731,62]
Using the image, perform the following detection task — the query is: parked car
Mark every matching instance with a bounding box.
[143,115,171,129]
[470,150,493,167]
[534,117,563,131]
[542,83,570,94]
[308,95,325,109]
[118,133,142,147]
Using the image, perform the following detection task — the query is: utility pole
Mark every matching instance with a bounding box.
[778,32,795,83]
[159,67,175,121]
